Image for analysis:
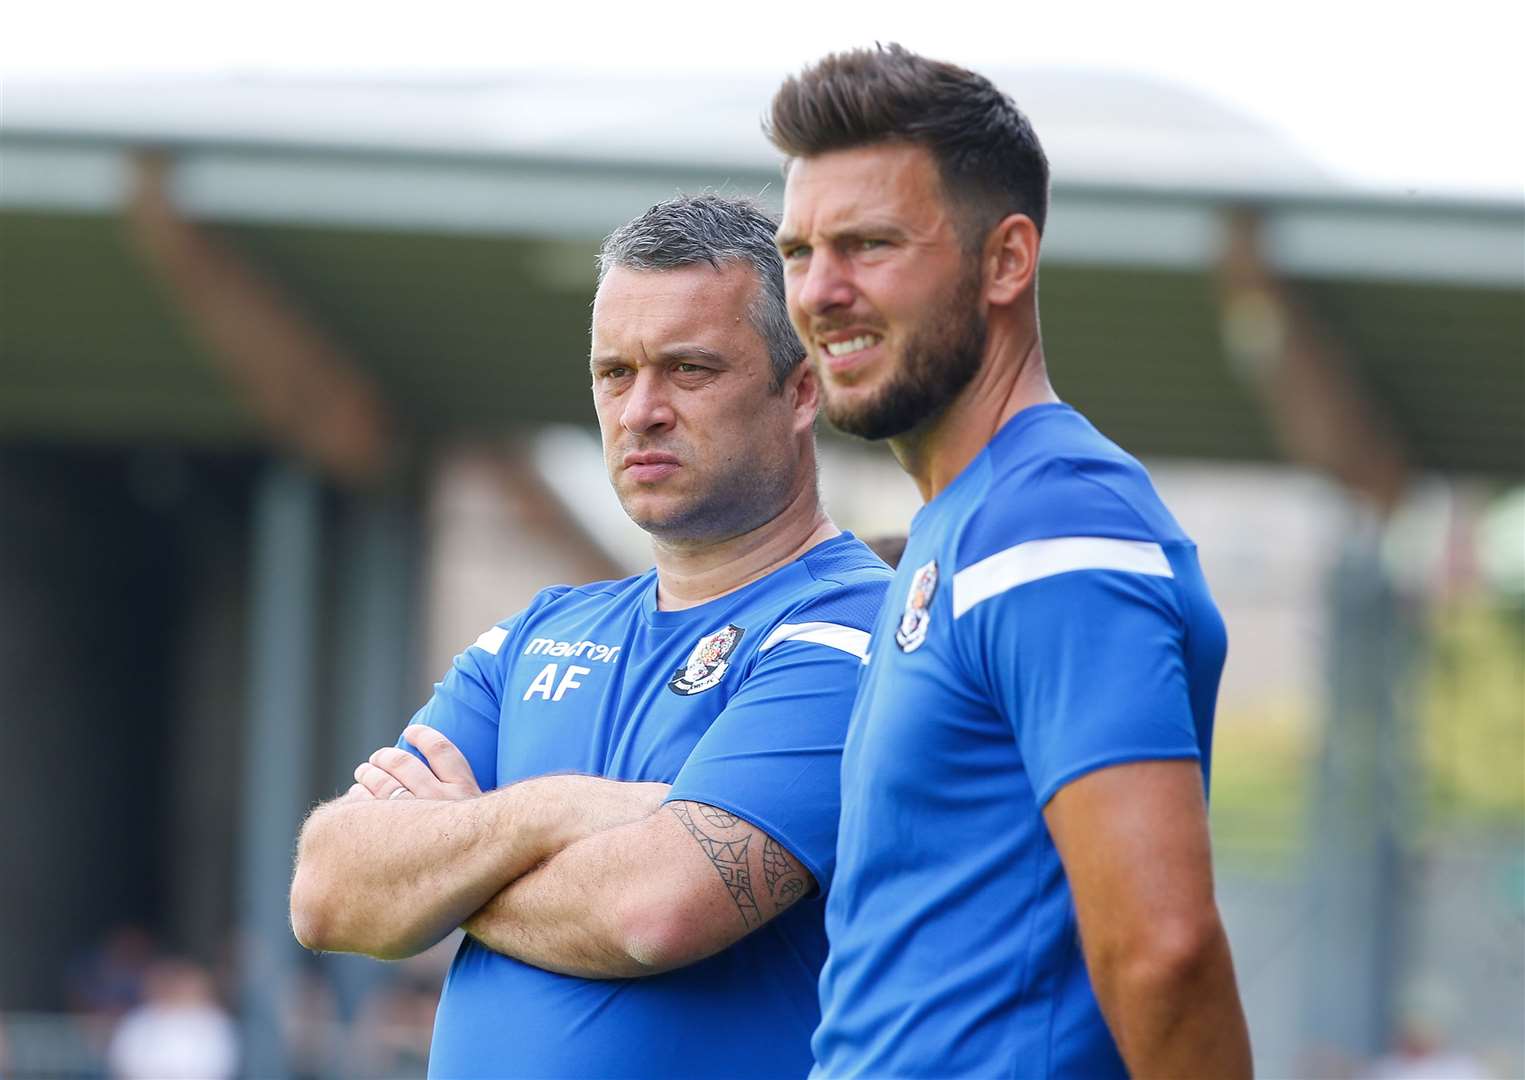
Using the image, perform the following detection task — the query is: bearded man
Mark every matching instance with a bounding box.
[770,45,1253,1079]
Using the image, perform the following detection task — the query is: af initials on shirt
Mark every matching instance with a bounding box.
[522,663,591,701]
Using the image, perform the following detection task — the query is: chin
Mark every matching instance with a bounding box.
[822,390,894,442]
[614,491,664,529]
[623,495,703,537]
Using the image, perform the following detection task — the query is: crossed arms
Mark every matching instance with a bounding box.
[289,724,813,976]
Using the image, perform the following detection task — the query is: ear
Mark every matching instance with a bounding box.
[985,213,1040,307]
[788,360,820,432]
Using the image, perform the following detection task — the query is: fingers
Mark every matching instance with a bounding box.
[366,746,441,796]
[350,730,481,804]
[354,761,407,800]
[403,725,481,792]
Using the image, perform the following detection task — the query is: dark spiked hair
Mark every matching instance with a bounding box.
[766,43,1050,248]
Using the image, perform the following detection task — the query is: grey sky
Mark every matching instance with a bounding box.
[3,0,1521,198]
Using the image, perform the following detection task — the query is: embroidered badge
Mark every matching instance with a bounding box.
[895,559,938,653]
[668,623,746,695]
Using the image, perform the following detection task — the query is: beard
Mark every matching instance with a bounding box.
[821,266,987,442]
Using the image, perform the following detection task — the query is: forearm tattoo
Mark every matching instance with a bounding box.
[670,801,761,928]
[698,805,740,829]
[668,802,810,932]
[763,837,807,906]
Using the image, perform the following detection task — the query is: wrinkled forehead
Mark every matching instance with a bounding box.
[590,262,761,352]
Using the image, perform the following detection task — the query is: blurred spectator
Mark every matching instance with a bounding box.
[1367,1034,1489,1080]
[105,958,239,1080]
[348,943,452,1078]
[65,925,157,1019]
[1364,982,1490,1080]
[350,970,437,1078]
[280,966,340,1080]
[64,924,161,1063]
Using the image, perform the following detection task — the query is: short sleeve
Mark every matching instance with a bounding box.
[399,621,514,791]
[665,637,866,893]
[958,566,1201,807]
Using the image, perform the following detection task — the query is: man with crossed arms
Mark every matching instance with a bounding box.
[290,194,889,1079]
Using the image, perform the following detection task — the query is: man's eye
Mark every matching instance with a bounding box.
[859,238,885,251]
[675,362,706,374]
[597,366,631,380]
[782,245,810,261]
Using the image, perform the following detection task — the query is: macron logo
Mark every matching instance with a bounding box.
[520,637,620,703]
[523,637,622,664]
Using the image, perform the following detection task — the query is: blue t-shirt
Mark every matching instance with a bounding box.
[403,533,889,1080]
[811,406,1227,1079]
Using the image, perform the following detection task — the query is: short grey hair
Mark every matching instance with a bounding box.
[597,193,806,390]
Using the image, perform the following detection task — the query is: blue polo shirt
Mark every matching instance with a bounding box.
[403,533,889,1079]
[812,406,1227,1079]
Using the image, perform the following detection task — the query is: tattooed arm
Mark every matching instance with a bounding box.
[460,799,815,978]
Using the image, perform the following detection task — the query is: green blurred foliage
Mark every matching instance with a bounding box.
[1421,596,1525,826]
[1209,593,1524,870]
[1209,700,1312,872]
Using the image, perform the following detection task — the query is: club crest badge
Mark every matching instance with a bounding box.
[669,623,746,696]
[895,559,938,653]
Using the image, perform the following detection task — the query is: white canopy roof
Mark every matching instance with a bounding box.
[3,69,1520,286]
[3,66,1333,192]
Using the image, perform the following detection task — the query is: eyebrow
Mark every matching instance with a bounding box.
[776,221,910,250]
[590,344,730,370]
[656,344,729,365]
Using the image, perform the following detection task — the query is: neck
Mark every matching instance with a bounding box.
[650,484,839,611]
[890,320,1056,502]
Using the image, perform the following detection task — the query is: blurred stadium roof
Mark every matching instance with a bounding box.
[2,70,1521,475]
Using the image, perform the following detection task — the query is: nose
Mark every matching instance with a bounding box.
[794,247,855,318]
[619,368,675,436]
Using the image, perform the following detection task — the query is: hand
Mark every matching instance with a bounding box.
[353,725,484,802]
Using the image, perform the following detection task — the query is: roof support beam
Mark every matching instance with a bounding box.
[1217,210,1410,515]
[125,152,395,485]
[1219,210,1420,1066]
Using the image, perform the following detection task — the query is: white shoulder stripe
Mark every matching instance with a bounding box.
[759,621,871,660]
[470,626,509,656]
[952,537,1173,618]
